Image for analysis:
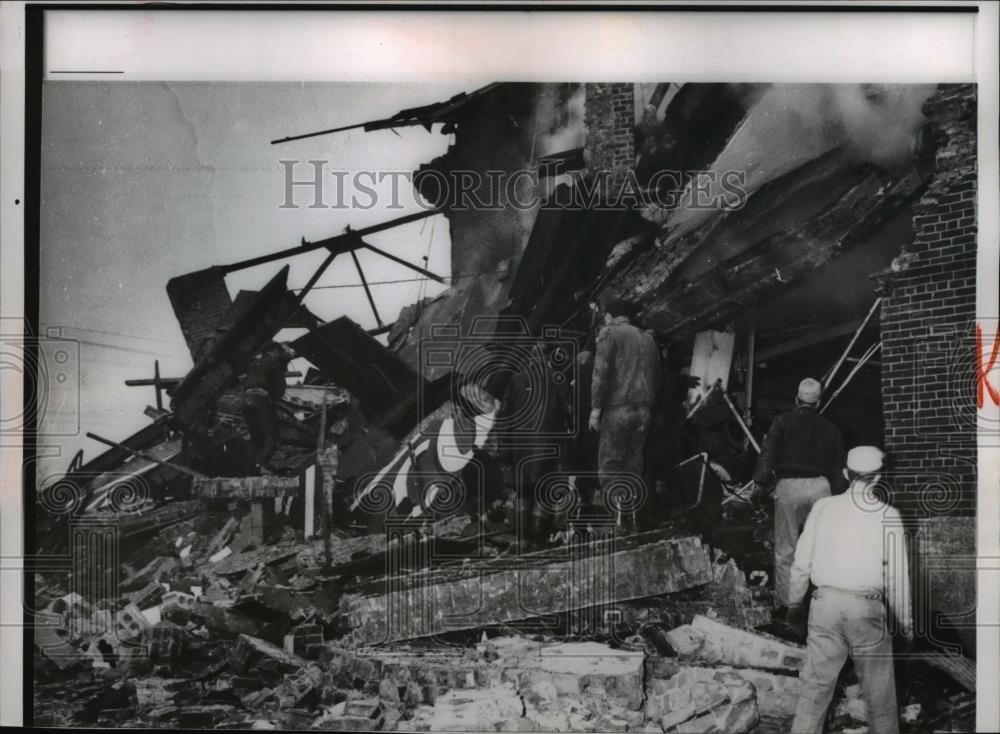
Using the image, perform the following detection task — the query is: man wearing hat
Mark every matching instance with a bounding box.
[787,446,913,734]
[752,377,844,614]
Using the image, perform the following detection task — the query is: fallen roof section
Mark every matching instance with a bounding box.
[292,316,425,417]
[171,265,297,432]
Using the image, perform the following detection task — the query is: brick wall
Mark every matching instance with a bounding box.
[584,83,636,201]
[165,266,234,361]
[878,83,977,517]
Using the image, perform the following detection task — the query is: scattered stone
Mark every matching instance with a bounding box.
[427,685,524,732]
[140,605,163,626]
[176,704,237,728]
[284,623,325,658]
[665,615,805,672]
[650,664,801,718]
[115,603,153,642]
[312,698,386,731]
[133,677,184,708]
[231,633,307,677]
[901,703,921,723]
[210,547,234,563]
[162,590,196,619]
[646,668,758,733]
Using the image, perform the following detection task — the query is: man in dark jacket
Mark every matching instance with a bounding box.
[242,342,293,470]
[752,377,844,614]
[589,297,660,527]
[498,345,571,550]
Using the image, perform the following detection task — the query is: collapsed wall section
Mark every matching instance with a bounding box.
[166,266,234,361]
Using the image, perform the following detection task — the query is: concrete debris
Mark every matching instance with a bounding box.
[646,668,758,733]
[901,703,921,723]
[665,614,805,672]
[342,532,714,645]
[650,665,801,719]
[406,685,525,732]
[231,634,307,677]
[834,695,868,723]
[194,475,302,499]
[34,82,978,733]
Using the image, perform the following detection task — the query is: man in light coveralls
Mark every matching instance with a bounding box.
[787,446,914,734]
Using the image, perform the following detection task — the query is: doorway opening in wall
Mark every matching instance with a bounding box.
[726,205,916,483]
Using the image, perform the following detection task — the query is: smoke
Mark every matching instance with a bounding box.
[539,85,587,157]
[764,83,937,169]
[654,83,936,239]
[823,84,938,167]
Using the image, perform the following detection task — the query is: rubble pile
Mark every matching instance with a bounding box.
[32,81,979,731]
[33,499,974,731]
[32,259,976,732]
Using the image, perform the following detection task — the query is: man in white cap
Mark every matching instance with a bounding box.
[787,446,913,734]
[752,377,844,616]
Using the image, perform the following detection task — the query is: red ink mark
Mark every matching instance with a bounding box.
[977,323,1000,408]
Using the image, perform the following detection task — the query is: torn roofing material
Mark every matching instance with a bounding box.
[171,265,296,432]
[292,316,425,417]
[232,290,322,330]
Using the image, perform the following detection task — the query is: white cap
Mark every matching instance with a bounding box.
[847,446,884,474]
[797,378,822,404]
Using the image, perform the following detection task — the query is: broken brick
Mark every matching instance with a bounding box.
[161,591,196,622]
[646,669,758,733]
[115,602,153,642]
[283,623,324,659]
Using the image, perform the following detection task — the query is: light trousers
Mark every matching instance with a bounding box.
[774,476,830,606]
[792,588,899,734]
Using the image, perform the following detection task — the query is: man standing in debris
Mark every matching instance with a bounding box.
[787,446,913,734]
[588,296,660,526]
[752,377,844,615]
[498,345,571,550]
[242,342,293,471]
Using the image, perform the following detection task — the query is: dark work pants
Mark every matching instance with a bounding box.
[597,404,651,518]
[242,391,277,467]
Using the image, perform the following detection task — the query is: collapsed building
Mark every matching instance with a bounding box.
[33,82,978,732]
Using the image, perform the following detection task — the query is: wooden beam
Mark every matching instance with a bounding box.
[351,250,384,328]
[153,360,163,411]
[361,240,445,284]
[86,432,205,479]
[607,154,930,344]
[366,323,394,337]
[219,210,439,274]
[821,341,881,413]
[822,297,883,389]
[756,318,864,362]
